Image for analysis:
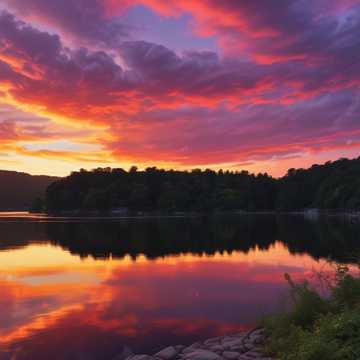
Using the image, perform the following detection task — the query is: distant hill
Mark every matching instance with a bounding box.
[0,170,59,210]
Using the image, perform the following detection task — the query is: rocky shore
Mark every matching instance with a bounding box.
[122,328,275,360]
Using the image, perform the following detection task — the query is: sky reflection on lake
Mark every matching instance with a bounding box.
[0,215,358,360]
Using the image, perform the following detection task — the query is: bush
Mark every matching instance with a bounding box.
[264,266,360,360]
[284,272,330,328]
[332,266,360,308]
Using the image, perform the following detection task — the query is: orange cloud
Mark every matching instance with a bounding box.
[0,3,359,176]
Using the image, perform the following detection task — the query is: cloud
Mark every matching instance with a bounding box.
[139,0,360,65]
[0,119,18,142]
[16,147,116,164]
[103,90,360,166]
[1,0,133,48]
[0,2,359,175]
[0,103,95,144]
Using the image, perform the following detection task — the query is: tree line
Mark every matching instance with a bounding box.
[45,156,360,212]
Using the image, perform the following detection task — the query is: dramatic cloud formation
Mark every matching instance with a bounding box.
[0,0,359,175]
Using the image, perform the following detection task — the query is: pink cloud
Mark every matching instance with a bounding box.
[0,1,359,174]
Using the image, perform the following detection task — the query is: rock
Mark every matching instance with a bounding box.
[175,345,185,352]
[221,338,243,349]
[154,346,178,360]
[238,355,261,360]
[222,351,240,359]
[229,345,246,353]
[244,341,254,349]
[204,337,222,346]
[183,349,222,360]
[126,355,154,360]
[243,350,264,358]
[249,334,264,344]
[221,336,236,343]
[182,342,203,354]
[209,345,223,352]
[250,347,263,353]
[250,329,265,337]
[125,330,272,360]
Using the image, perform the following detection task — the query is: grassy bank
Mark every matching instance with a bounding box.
[263,264,360,360]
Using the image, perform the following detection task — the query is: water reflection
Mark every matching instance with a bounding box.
[1,215,359,262]
[0,214,359,360]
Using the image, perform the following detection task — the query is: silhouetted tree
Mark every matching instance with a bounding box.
[45,156,360,213]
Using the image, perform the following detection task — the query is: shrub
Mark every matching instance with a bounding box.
[264,266,360,360]
[284,273,329,328]
[332,268,360,308]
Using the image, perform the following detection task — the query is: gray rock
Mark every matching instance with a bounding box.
[175,345,185,352]
[183,349,222,360]
[154,346,178,360]
[250,329,265,337]
[222,338,243,349]
[125,330,272,360]
[222,351,240,359]
[249,334,264,344]
[244,341,254,349]
[243,350,264,358]
[126,355,154,360]
[209,345,223,352]
[238,355,259,360]
[250,347,263,352]
[229,345,246,353]
[204,337,222,346]
[221,336,236,343]
[182,343,203,354]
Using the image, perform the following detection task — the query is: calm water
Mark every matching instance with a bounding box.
[0,213,359,360]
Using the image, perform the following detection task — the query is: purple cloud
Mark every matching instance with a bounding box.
[2,0,132,48]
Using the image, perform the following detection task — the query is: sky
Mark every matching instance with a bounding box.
[0,0,359,177]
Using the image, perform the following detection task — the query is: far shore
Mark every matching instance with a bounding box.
[2,208,360,221]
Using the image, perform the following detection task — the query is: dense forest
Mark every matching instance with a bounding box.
[0,170,58,211]
[45,157,360,213]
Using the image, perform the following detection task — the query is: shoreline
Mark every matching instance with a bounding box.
[120,328,274,360]
[19,209,360,220]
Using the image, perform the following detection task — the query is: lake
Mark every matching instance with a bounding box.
[0,213,359,360]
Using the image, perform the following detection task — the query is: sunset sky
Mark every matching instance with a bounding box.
[0,0,359,176]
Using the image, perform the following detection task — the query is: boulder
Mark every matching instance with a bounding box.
[154,346,178,360]
[183,349,222,360]
[243,349,264,358]
[204,337,222,346]
[222,351,240,359]
[175,345,185,352]
[182,342,203,354]
[209,345,223,352]
[221,338,243,349]
[126,355,154,360]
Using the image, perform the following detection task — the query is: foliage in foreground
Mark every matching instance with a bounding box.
[264,265,360,360]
